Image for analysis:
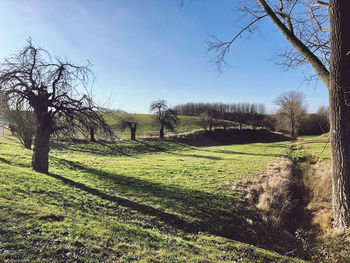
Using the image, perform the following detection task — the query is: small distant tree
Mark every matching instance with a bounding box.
[248,103,266,129]
[119,114,139,140]
[263,114,278,131]
[274,91,307,138]
[0,40,112,173]
[220,120,229,130]
[199,111,209,131]
[230,103,250,130]
[0,98,36,149]
[150,100,179,139]
[199,110,219,132]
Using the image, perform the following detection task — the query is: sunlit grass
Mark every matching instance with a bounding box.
[298,134,331,161]
[0,135,306,262]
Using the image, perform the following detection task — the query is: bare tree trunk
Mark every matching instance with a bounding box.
[291,118,295,138]
[90,127,96,142]
[329,0,350,230]
[159,124,164,139]
[131,127,136,140]
[32,112,51,174]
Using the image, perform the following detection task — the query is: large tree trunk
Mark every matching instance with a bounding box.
[32,112,51,174]
[329,0,350,230]
[159,124,164,139]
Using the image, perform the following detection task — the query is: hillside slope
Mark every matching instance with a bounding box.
[0,136,306,262]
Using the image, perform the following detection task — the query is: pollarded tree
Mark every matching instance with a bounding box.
[208,0,350,230]
[119,114,139,140]
[0,40,112,173]
[274,91,307,138]
[150,100,179,139]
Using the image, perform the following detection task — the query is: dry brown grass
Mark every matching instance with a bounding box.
[234,156,333,234]
[304,161,333,233]
[235,159,305,231]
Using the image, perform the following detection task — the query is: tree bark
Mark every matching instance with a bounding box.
[32,112,51,174]
[159,124,164,139]
[90,127,96,142]
[131,127,136,140]
[329,0,350,230]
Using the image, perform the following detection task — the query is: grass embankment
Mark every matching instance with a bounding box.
[0,135,307,262]
[106,113,238,139]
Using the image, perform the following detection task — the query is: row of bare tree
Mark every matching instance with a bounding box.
[118,100,179,140]
[174,102,267,130]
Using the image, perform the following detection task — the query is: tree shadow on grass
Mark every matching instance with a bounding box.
[168,152,224,160]
[46,172,196,234]
[0,157,11,165]
[50,141,135,157]
[136,140,226,160]
[195,149,283,158]
[50,139,189,158]
[49,130,290,159]
[49,156,304,256]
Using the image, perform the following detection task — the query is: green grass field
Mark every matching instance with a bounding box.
[0,134,308,262]
[106,113,238,140]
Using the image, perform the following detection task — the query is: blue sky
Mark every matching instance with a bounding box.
[0,0,329,113]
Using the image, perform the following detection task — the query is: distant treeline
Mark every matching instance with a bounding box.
[173,102,270,129]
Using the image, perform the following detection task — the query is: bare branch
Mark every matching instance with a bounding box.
[207,14,267,71]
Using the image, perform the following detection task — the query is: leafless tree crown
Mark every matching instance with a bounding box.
[0,39,112,140]
[208,0,330,84]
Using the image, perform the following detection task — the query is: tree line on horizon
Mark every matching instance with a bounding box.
[173,102,268,130]
[173,99,330,137]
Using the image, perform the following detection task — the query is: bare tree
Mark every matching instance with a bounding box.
[0,40,112,173]
[119,114,139,140]
[207,0,350,230]
[199,110,219,132]
[150,100,179,139]
[274,91,307,138]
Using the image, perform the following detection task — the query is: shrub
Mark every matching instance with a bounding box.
[297,113,330,136]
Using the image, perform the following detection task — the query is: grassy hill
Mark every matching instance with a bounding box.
[106,113,238,140]
[0,135,308,262]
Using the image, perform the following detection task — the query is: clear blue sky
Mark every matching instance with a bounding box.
[0,0,329,113]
